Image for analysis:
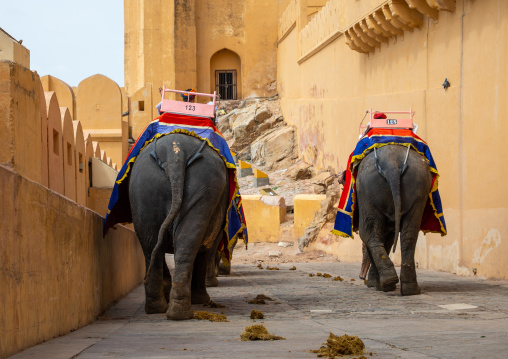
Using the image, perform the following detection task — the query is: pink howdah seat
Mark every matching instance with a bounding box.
[160,86,217,119]
[360,108,414,135]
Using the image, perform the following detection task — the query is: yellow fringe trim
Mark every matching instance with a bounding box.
[330,229,355,239]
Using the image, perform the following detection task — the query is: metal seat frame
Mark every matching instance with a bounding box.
[160,86,217,119]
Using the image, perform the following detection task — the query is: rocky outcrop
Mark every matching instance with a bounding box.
[286,161,314,180]
[230,104,272,149]
[312,172,335,194]
[250,126,298,170]
[217,100,284,147]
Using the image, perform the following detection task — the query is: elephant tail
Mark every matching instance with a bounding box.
[374,147,402,253]
[147,139,186,278]
[389,173,402,253]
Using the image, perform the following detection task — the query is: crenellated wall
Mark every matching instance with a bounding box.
[277,0,508,280]
[0,59,145,358]
[279,0,298,41]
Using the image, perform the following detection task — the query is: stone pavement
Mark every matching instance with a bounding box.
[10,260,508,359]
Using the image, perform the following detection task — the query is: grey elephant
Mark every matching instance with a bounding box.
[356,145,432,296]
[128,133,231,319]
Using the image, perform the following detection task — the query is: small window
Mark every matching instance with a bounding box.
[78,153,84,173]
[67,143,73,166]
[215,70,237,100]
[138,100,144,111]
[53,130,59,156]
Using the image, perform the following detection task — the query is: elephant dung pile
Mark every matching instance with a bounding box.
[240,324,285,341]
[250,310,264,319]
[311,333,365,358]
[247,294,274,304]
[193,311,228,322]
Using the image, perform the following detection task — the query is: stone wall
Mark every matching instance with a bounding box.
[277,0,508,280]
[0,165,144,359]
[0,28,29,68]
[124,0,292,100]
[0,61,122,206]
[0,60,145,358]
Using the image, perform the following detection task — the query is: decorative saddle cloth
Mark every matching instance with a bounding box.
[103,112,248,266]
[332,128,447,238]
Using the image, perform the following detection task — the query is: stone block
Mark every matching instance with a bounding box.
[241,195,286,243]
[254,177,270,187]
[237,160,253,177]
[254,169,270,186]
[238,167,253,177]
[293,194,326,238]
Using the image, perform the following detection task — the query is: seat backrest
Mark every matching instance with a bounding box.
[369,108,414,130]
[160,87,217,118]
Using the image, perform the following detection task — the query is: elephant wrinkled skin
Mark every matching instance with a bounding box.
[129,134,229,320]
[356,145,432,296]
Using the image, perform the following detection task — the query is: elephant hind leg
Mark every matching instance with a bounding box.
[191,251,211,304]
[362,221,399,290]
[167,209,219,320]
[205,251,220,287]
[163,258,172,303]
[144,250,169,314]
[366,248,397,292]
[137,231,169,314]
[399,217,422,296]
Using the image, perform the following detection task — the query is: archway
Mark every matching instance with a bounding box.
[210,49,241,100]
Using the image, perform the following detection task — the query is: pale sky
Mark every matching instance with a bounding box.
[0,0,124,87]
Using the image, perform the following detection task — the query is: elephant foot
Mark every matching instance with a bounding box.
[218,262,231,275]
[166,305,194,320]
[401,282,421,296]
[145,298,168,314]
[205,276,219,287]
[366,277,379,288]
[191,289,211,305]
[378,283,397,292]
[379,267,399,289]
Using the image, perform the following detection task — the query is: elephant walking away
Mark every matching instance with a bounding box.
[356,145,432,296]
[129,133,230,319]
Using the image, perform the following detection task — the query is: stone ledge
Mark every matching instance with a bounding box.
[242,195,286,243]
[293,194,326,238]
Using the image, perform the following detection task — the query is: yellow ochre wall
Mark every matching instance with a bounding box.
[0,28,29,68]
[0,62,144,358]
[124,0,292,101]
[124,0,176,101]
[77,74,124,166]
[0,165,144,359]
[277,0,508,279]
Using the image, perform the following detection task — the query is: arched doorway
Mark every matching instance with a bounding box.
[210,49,241,100]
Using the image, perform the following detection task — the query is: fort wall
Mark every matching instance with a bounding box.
[0,165,144,359]
[0,59,145,358]
[277,0,508,279]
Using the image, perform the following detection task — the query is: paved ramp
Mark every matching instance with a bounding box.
[10,262,508,358]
